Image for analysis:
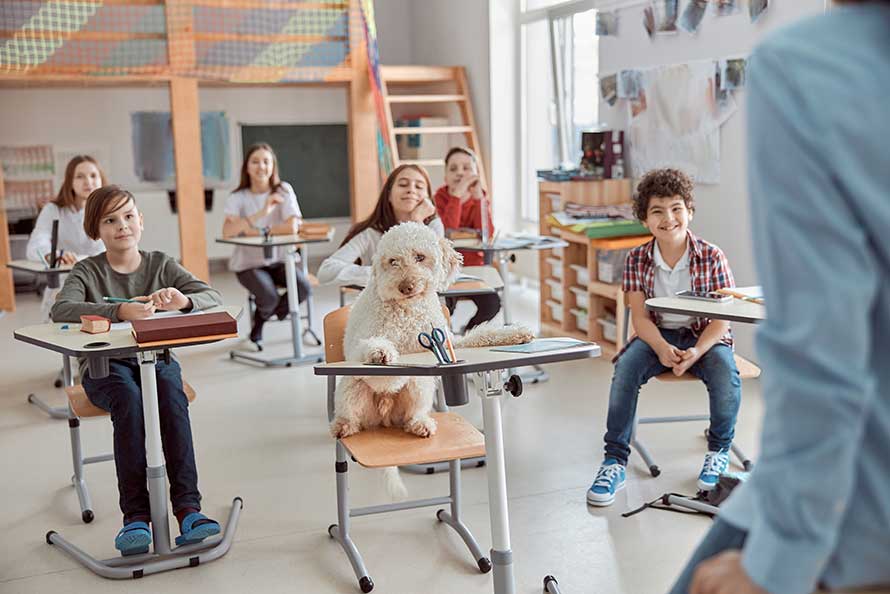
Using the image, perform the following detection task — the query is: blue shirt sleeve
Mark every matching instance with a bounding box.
[741,35,882,594]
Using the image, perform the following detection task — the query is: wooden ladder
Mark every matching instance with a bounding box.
[380,65,487,188]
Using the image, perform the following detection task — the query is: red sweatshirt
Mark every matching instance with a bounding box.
[434,186,495,267]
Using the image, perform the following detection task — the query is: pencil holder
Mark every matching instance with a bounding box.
[442,372,468,407]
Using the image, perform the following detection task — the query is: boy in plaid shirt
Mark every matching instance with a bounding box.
[588,169,741,507]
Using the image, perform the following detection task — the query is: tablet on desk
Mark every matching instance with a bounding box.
[490,338,593,354]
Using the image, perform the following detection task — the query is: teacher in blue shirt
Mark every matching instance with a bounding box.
[669,2,890,594]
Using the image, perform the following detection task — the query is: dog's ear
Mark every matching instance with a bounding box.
[437,237,463,291]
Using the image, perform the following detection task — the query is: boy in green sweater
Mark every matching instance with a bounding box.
[52,185,222,556]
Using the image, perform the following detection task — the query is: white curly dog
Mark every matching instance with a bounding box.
[330,222,533,495]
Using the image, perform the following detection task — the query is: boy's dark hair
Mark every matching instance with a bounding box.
[633,168,695,221]
[84,185,136,240]
[444,146,478,167]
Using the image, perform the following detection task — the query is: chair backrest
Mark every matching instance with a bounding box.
[324,305,352,363]
[322,303,453,364]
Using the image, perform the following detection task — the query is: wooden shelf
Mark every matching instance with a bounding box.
[392,125,472,135]
[589,281,619,300]
[386,94,466,103]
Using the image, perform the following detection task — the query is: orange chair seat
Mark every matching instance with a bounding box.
[66,382,196,418]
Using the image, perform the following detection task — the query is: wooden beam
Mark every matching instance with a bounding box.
[0,167,15,312]
[0,31,165,42]
[193,33,347,44]
[380,65,458,82]
[392,125,472,135]
[386,94,467,103]
[166,1,208,280]
[346,0,379,223]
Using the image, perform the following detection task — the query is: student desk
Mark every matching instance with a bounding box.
[452,236,569,384]
[216,230,334,368]
[315,339,600,594]
[643,288,764,515]
[338,265,505,306]
[8,259,76,418]
[13,306,243,579]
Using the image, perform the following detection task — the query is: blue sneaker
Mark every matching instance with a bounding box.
[115,521,151,556]
[587,459,626,507]
[698,450,730,491]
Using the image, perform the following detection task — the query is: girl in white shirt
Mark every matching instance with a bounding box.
[318,164,443,287]
[26,155,107,316]
[222,143,309,348]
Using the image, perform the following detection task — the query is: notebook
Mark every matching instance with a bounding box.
[130,311,238,344]
[490,338,592,354]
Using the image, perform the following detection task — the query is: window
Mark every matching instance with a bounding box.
[520,1,598,222]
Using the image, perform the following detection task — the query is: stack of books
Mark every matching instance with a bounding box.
[299,223,331,239]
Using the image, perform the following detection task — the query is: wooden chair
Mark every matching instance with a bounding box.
[62,380,196,523]
[323,305,490,593]
[621,309,761,477]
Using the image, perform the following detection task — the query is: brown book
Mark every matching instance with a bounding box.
[131,312,237,344]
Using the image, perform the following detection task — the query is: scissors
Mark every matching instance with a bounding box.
[417,327,451,364]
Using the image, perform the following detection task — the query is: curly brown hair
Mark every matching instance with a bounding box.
[633,168,695,221]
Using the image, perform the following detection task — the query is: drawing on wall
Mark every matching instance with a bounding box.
[712,0,740,17]
[719,58,747,90]
[750,0,769,22]
[627,61,737,184]
[600,73,618,106]
[643,0,678,38]
[596,11,619,36]
[679,0,708,34]
[618,70,643,100]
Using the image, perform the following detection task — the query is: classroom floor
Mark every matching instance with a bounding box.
[0,271,764,594]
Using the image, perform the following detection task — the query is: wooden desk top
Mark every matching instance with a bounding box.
[13,305,242,358]
[7,259,74,275]
[315,339,600,377]
[646,287,765,324]
[215,230,334,248]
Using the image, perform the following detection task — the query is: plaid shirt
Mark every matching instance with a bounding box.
[617,231,735,359]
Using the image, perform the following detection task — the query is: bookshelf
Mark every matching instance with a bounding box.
[538,179,650,359]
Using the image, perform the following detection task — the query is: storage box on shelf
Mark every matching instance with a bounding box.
[537,178,650,358]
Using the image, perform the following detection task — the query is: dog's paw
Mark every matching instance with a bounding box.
[366,344,399,366]
[406,416,437,438]
[511,325,536,344]
[330,417,361,439]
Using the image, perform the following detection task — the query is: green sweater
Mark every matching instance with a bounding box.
[51,251,222,375]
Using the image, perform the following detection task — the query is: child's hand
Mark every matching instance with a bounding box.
[410,198,436,222]
[672,346,702,376]
[453,175,479,200]
[59,252,78,266]
[118,299,156,321]
[656,343,684,368]
[468,177,485,200]
[262,192,285,216]
[147,287,190,311]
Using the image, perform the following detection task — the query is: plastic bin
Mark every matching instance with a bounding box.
[546,299,563,323]
[569,264,591,286]
[597,317,617,343]
[544,278,563,301]
[597,248,630,284]
[570,308,589,333]
[546,256,563,280]
[568,286,589,310]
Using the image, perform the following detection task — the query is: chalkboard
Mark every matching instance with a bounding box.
[239,124,350,219]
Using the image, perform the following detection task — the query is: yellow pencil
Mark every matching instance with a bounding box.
[444,335,458,363]
[715,288,764,305]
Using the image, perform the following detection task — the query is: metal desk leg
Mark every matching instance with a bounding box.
[45,350,242,578]
[27,354,71,419]
[494,253,548,384]
[229,246,323,368]
[475,371,516,594]
[299,245,322,346]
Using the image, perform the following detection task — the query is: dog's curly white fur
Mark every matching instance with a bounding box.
[330,223,534,495]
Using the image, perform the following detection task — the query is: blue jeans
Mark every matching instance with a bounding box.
[604,328,741,465]
[83,358,202,524]
[667,519,748,594]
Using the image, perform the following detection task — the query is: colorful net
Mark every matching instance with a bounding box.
[0,1,359,82]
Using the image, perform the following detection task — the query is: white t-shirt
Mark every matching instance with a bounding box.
[317,218,445,286]
[652,241,693,329]
[224,182,302,272]
[26,202,105,263]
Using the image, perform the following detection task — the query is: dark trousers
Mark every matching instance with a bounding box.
[236,262,311,321]
[446,293,501,331]
[83,358,201,524]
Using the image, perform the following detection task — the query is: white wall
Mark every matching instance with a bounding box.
[597,1,825,358]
